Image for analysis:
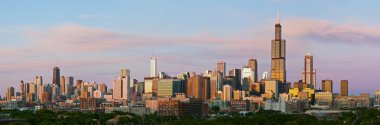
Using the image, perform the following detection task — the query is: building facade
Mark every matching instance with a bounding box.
[341,80,348,96]
[302,53,316,89]
[322,80,333,93]
[270,14,286,83]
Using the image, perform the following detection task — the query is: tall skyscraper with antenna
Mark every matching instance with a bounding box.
[270,12,286,83]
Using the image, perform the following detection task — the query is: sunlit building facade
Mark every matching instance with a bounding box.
[341,80,348,96]
[322,80,333,93]
[270,14,286,83]
[302,53,316,89]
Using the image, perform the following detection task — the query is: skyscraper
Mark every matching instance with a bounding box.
[186,75,210,100]
[60,76,65,96]
[248,58,258,83]
[150,57,157,77]
[302,53,317,88]
[210,71,223,99]
[65,76,74,97]
[228,68,242,90]
[216,61,226,76]
[113,69,131,100]
[270,13,286,83]
[157,78,181,97]
[242,67,254,91]
[37,85,44,101]
[374,90,380,107]
[322,80,333,93]
[65,76,74,86]
[223,85,232,101]
[19,80,24,95]
[119,69,130,78]
[35,76,43,86]
[53,67,60,87]
[341,80,348,96]
[98,83,107,93]
[6,87,14,101]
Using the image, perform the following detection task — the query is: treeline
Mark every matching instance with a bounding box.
[0,108,375,125]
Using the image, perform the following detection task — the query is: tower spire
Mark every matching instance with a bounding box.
[276,10,280,24]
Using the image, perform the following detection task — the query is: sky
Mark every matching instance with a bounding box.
[1,0,380,96]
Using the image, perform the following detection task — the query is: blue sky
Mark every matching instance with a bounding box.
[1,0,380,96]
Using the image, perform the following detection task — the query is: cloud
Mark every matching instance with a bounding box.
[1,18,380,95]
[20,23,278,58]
[283,18,380,45]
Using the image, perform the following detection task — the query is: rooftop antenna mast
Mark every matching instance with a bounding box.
[56,56,59,67]
[276,10,280,24]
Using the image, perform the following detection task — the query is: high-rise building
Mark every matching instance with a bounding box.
[35,76,43,86]
[216,61,226,76]
[322,80,333,93]
[270,13,286,83]
[98,83,107,93]
[157,78,181,97]
[63,76,74,97]
[6,87,15,100]
[210,71,223,99]
[65,76,74,86]
[66,85,74,98]
[223,85,232,101]
[76,79,83,89]
[119,69,130,78]
[37,85,44,101]
[248,58,258,83]
[374,90,380,107]
[302,53,317,89]
[150,57,157,77]
[228,68,242,90]
[341,80,348,96]
[263,79,279,99]
[187,75,210,100]
[29,83,37,95]
[224,76,237,90]
[144,78,154,94]
[19,80,24,95]
[53,67,60,87]
[60,76,65,96]
[93,90,103,98]
[113,69,131,100]
[242,67,254,84]
[52,85,60,98]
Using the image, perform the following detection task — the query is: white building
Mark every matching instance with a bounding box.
[94,90,103,98]
[150,57,157,77]
[242,67,255,83]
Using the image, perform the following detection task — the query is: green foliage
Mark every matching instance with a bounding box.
[3,108,380,125]
[210,106,220,114]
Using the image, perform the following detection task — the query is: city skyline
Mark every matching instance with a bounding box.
[1,1,380,96]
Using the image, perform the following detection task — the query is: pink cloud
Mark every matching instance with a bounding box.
[283,18,380,45]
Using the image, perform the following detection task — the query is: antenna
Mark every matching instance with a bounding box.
[56,56,59,67]
[276,10,280,24]
[276,1,281,24]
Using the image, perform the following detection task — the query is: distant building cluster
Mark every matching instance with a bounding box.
[1,15,379,118]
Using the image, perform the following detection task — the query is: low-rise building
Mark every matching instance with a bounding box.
[314,92,333,109]
[230,100,253,112]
